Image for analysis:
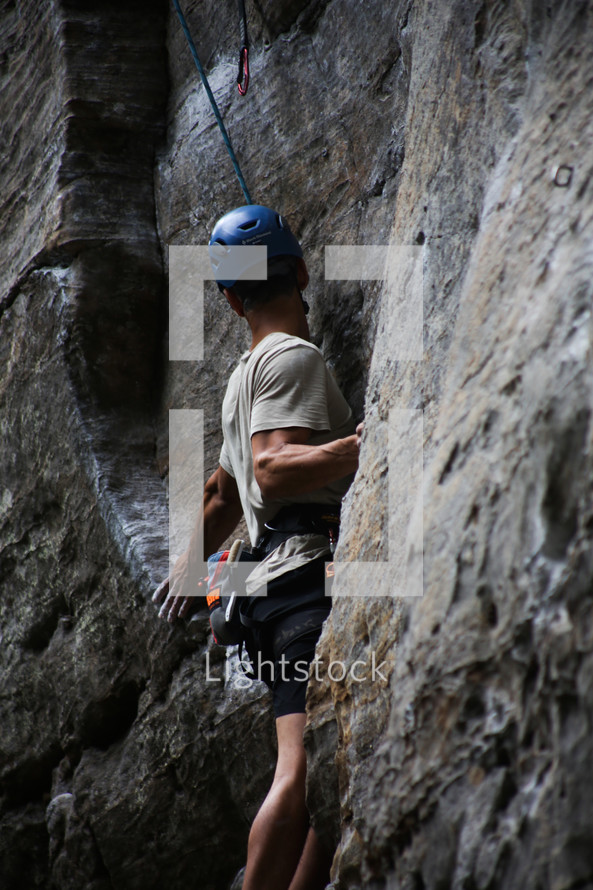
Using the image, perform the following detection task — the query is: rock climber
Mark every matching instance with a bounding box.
[153,204,362,890]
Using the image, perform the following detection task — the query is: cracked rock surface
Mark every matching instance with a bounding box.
[1,1,592,889]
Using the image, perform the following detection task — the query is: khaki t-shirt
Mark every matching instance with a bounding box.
[219,332,355,592]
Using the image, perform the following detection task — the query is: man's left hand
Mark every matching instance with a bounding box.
[152,465,243,626]
[153,551,198,623]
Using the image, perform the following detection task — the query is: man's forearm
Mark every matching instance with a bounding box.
[153,466,243,616]
[203,487,244,555]
[254,434,359,499]
[184,471,243,570]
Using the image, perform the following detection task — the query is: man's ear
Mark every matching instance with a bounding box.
[223,287,246,317]
[295,257,309,292]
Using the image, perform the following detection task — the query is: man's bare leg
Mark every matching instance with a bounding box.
[288,826,333,890]
[242,713,310,890]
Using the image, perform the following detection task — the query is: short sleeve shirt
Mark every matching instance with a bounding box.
[219,332,355,589]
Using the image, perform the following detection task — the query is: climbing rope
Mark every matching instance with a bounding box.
[171,0,253,204]
[236,0,249,95]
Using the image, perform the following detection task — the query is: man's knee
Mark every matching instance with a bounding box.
[274,750,306,786]
[273,712,308,792]
[264,770,307,832]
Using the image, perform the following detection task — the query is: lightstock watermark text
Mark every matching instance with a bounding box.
[205,649,390,689]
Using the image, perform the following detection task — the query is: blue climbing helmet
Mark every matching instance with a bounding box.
[209,204,303,288]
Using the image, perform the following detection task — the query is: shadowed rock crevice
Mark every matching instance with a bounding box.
[21,593,71,653]
[541,407,590,561]
[79,679,145,751]
[0,745,64,809]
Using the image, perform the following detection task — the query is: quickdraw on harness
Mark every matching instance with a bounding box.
[206,539,259,646]
[171,0,253,204]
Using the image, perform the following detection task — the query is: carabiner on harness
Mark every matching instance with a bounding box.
[237,0,249,95]
[237,45,249,95]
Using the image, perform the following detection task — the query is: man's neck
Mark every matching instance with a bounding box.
[247,292,310,350]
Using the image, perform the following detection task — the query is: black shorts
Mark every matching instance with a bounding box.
[242,557,332,718]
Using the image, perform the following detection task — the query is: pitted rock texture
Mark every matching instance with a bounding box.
[311,3,593,888]
[1,1,592,889]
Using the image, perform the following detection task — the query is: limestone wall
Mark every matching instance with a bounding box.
[1,1,591,888]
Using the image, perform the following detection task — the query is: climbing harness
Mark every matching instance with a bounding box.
[258,504,340,557]
[236,0,249,95]
[171,0,253,204]
[206,505,339,647]
[206,539,259,645]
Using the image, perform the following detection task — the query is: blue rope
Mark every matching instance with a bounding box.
[172,0,253,205]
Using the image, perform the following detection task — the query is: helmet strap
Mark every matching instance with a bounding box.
[300,293,310,316]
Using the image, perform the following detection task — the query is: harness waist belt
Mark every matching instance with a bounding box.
[254,503,341,558]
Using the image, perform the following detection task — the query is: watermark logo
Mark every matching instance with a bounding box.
[168,244,424,597]
[205,649,390,689]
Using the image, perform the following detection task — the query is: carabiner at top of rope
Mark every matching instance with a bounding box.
[237,45,249,95]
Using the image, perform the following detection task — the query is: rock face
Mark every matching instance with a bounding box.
[1,1,592,889]
[314,5,593,888]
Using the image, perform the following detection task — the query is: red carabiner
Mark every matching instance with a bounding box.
[238,46,249,95]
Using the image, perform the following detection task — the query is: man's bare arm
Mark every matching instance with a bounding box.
[251,423,363,500]
[153,465,243,622]
[202,466,244,556]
